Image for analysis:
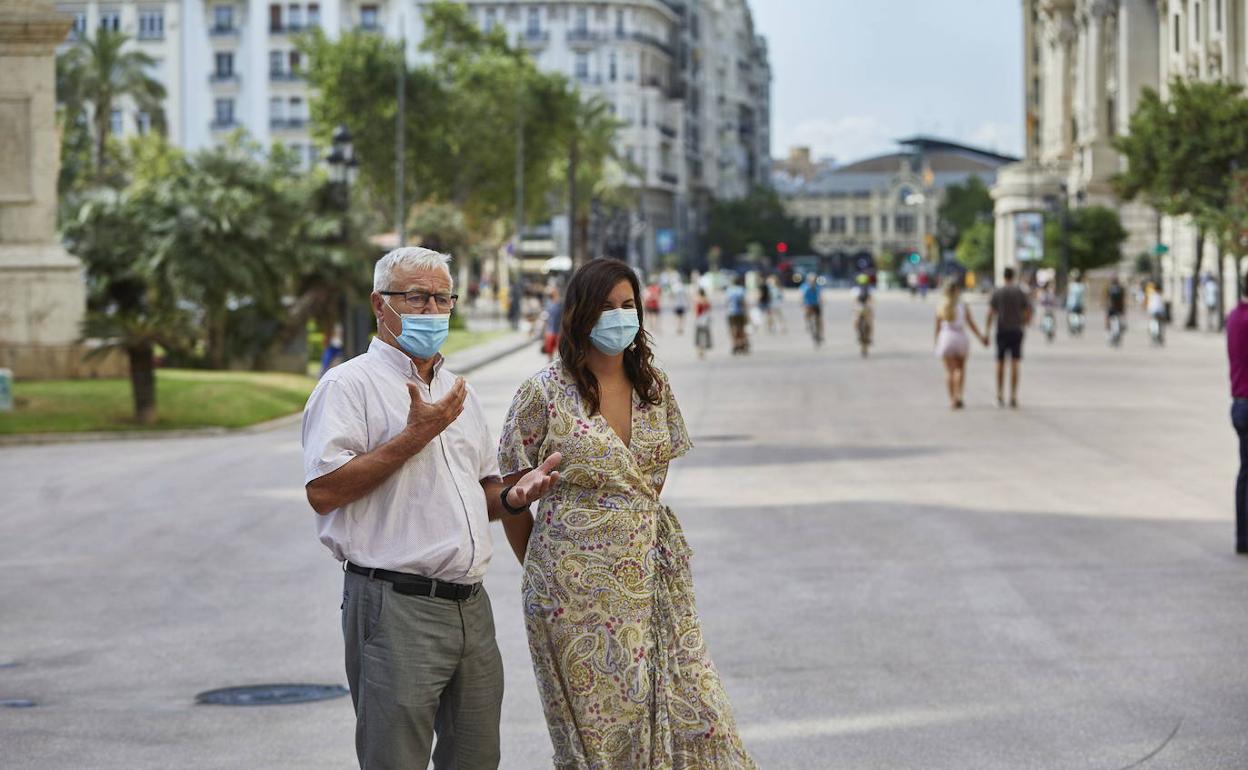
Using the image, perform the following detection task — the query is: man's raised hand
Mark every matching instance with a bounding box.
[507,452,563,509]
[404,377,467,450]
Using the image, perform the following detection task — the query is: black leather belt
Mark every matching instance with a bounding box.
[345,561,477,601]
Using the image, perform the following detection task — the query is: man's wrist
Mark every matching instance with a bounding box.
[396,426,429,456]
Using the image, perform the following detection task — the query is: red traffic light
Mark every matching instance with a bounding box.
[776,242,788,254]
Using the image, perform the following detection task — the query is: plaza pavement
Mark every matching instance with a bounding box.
[1,290,1245,769]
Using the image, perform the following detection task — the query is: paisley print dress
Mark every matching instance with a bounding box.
[499,362,756,770]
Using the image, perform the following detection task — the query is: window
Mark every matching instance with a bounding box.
[270,50,284,76]
[527,7,540,35]
[615,8,624,35]
[215,98,235,126]
[307,145,319,166]
[360,4,378,29]
[880,215,889,234]
[829,216,847,234]
[1107,96,1116,132]
[806,217,822,233]
[608,52,617,81]
[1216,0,1222,32]
[270,97,285,124]
[99,9,120,31]
[1174,14,1181,52]
[624,53,635,82]
[138,8,164,40]
[575,6,588,32]
[215,52,234,78]
[136,111,152,135]
[288,96,303,118]
[895,214,916,234]
[1195,3,1201,41]
[574,51,589,81]
[69,10,87,39]
[640,97,648,126]
[110,109,123,136]
[289,50,301,73]
[307,3,320,27]
[213,5,234,31]
[484,7,496,31]
[854,216,871,234]
[270,4,282,30]
[288,4,303,29]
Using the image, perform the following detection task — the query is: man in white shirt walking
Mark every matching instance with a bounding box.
[302,247,561,770]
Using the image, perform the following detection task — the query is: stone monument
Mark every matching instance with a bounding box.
[0,0,92,379]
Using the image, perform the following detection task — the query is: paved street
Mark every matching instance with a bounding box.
[2,290,1246,769]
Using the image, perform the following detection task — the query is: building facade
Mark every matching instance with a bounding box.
[778,137,1017,276]
[995,0,1245,310]
[55,0,770,273]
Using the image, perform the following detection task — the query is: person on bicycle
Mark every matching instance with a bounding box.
[1067,270,1087,315]
[802,273,824,347]
[853,273,874,356]
[1106,276,1127,330]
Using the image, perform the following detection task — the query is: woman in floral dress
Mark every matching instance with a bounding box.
[498,258,755,770]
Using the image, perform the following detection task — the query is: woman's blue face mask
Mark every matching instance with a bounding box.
[589,308,639,355]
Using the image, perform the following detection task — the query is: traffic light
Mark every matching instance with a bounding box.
[776,241,788,254]
[909,252,921,264]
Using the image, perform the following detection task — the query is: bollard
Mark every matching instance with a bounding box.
[0,368,11,412]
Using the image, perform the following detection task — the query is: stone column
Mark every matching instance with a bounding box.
[0,0,91,379]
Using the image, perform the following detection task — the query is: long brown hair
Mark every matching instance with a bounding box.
[558,258,662,415]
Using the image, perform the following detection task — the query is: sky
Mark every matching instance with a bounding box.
[750,0,1024,164]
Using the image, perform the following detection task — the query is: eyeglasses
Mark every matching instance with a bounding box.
[379,290,459,311]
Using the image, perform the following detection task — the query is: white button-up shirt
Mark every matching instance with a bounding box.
[301,337,499,583]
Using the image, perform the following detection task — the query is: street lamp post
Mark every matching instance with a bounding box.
[326,125,362,358]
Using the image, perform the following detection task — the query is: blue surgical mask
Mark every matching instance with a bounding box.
[385,300,450,359]
[589,308,639,355]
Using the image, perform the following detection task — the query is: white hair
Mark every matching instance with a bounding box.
[373,246,453,291]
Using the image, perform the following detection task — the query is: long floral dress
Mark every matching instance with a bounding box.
[499,362,756,770]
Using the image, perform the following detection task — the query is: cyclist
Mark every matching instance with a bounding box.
[1038,280,1058,342]
[853,273,874,357]
[1066,269,1087,335]
[802,273,823,347]
[1146,281,1167,346]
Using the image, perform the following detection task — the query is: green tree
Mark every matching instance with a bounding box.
[555,95,630,267]
[1115,78,1248,328]
[1043,206,1128,273]
[707,187,811,266]
[955,220,995,274]
[938,175,993,249]
[56,29,166,182]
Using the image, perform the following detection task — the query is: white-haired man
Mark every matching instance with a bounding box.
[301,247,561,769]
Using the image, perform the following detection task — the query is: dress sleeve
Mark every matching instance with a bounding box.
[498,376,547,476]
[662,373,693,462]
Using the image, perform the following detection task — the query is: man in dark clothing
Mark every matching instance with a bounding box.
[984,267,1032,408]
[1226,274,1248,555]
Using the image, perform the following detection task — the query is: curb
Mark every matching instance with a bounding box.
[0,334,536,448]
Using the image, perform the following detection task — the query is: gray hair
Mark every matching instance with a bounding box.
[373,246,453,291]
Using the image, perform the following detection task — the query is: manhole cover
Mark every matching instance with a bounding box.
[1,699,36,708]
[195,684,348,707]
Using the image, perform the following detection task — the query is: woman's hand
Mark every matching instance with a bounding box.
[507,452,563,508]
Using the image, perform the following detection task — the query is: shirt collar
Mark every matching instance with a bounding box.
[368,336,445,381]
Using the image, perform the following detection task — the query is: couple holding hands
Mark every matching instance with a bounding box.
[302,249,754,769]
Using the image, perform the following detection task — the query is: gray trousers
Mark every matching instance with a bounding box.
[342,570,504,770]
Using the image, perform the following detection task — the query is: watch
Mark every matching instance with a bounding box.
[499,484,530,515]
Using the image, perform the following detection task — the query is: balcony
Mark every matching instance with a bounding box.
[270,71,305,82]
[136,30,164,42]
[659,172,679,186]
[270,22,307,34]
[270,118,308,130]
[657,123,677,139]
[519,29,549,48]
[630,31,673,57]
[211,119,238,131]
[209,73,240,85]
[209,25,239,37]
[567,29,606,45]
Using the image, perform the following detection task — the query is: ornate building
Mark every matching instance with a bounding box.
[994,0,1245,308]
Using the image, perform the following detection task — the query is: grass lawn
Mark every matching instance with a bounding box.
[1,330,512,435]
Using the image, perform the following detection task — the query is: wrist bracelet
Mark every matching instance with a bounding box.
[500,484,529,515]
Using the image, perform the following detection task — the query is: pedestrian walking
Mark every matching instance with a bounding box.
[644,280,663,334]
[984,266,1033,408]
[301,247,562,770]
[1204,272,1221,331]
[671,278,689,335]
[802,273,823,347]
[756,278,773,333]
[727,274,750,354]
[542,286,563,361]
[497,257,757,769]
[934,279,988,409]
[694,286,713,358]
[766,274,788,333]
[1226,273,1248,556]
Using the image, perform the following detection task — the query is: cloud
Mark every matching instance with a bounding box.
[782,115,899,165]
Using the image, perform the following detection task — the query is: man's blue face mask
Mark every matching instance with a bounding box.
[384,298,450,360]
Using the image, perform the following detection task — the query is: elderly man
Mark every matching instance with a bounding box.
[302,247,561,769]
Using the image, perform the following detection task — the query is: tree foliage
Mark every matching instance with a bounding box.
[955,220,995,274]
[937,175,993,249]
[706,187,812,265]
[1043,206,1128,273]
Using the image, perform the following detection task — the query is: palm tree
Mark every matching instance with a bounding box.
[57,28,166,176]
[563,95,628,266]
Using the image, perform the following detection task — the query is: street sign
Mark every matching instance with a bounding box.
[1153,243,1169,256]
